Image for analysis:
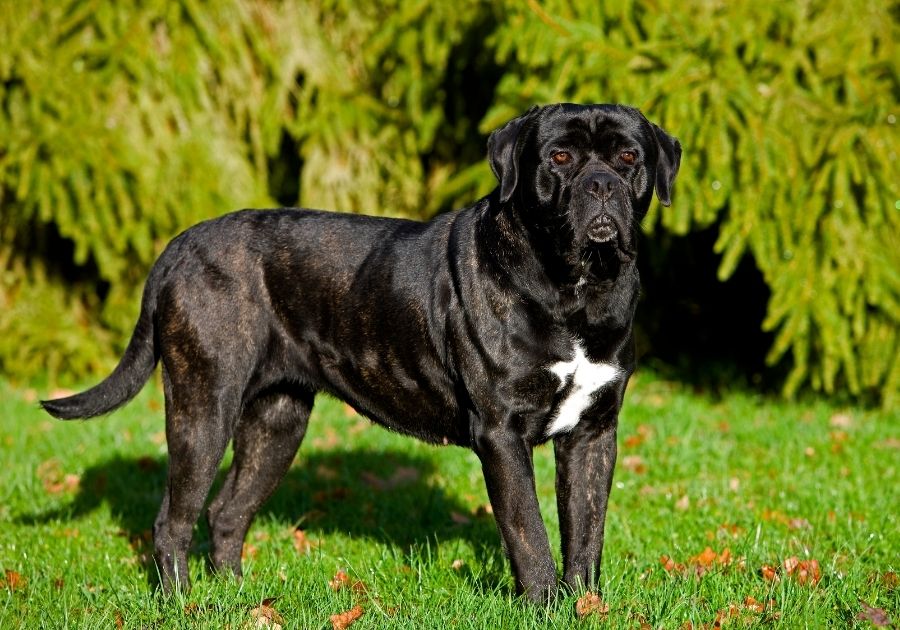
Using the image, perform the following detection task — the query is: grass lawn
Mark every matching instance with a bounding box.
[0,372,897,628]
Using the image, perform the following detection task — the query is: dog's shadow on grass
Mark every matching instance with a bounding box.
[20,448,506,590]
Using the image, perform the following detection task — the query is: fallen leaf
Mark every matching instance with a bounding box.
[451,559,465,570]
[857,600,892,627]
[293,529,318,554]
[783,557,821,585]
[691,547,718,568]
[37,459,80,494]
[316,465,339,480]
[1,569,26,591]
[624,433,645,448]
[761,509,810,530]
[743,596,765,613]
[878,572,898,590]
[330,605,364,630]
[575,592,609,619]
[660,555,684,573]
[829,412,853,428]
[250,598,284,629]
[328,570,352,591]
[675,495,690,511]
[115,610,124,629]
[622,455,647,474]
[760,564,780,582]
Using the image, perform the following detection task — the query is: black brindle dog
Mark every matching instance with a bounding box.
[43,103,680,602]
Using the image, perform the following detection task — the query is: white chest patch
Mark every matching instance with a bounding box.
[546,341,620,436]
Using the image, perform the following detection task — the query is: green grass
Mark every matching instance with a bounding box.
[1,372,897,628]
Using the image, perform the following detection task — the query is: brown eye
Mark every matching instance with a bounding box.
[551,151,572,165]
[620,151,636,165]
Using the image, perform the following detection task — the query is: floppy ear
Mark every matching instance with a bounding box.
[651,123,682,207]
[488,106,538,204]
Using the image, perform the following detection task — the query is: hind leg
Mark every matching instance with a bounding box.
[153,369,237,593]
[207,386,313,575]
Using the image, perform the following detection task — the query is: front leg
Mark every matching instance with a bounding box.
[553,416,618,592]
[474,427,557,602]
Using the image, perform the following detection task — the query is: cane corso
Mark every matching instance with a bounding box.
[43,103,681,602]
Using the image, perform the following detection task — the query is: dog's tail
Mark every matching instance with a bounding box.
[41,283,160,421]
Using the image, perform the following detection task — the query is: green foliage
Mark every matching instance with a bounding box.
[485,0,900,406]
[1,0,897,405]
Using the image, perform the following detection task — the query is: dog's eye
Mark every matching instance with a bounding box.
[619,151,637,165]
[551,151,573,166]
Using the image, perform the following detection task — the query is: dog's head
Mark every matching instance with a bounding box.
[488,104,681,274]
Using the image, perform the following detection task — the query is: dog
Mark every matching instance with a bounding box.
[43,103,681,603]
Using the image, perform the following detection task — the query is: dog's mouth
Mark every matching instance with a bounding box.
[586,214,618,244]
[583,213,635,263]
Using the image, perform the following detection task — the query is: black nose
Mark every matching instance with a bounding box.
[585,172,617,200]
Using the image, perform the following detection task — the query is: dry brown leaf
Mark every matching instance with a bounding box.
[293,529,319,554]
[328,570,352,591]
[660,555,685,573]
[691,547,718,568]
[743,596,765,614]
[575,592,609,619]
[829,412,853,428]
[878,572,898,590]
[330,605,364,630]
[675,495,691,511]
[316,465,339,480]
[783,557,821,585]
[37,459,81,494]
[760,564,780,582]
[622,455,647,474]
[250,598,284,629]
[857,600,892,627]
[1,569,26,591]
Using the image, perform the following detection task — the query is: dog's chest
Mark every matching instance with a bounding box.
[545,340,620,436]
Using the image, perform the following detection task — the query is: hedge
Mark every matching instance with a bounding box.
[1,0,897,406]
